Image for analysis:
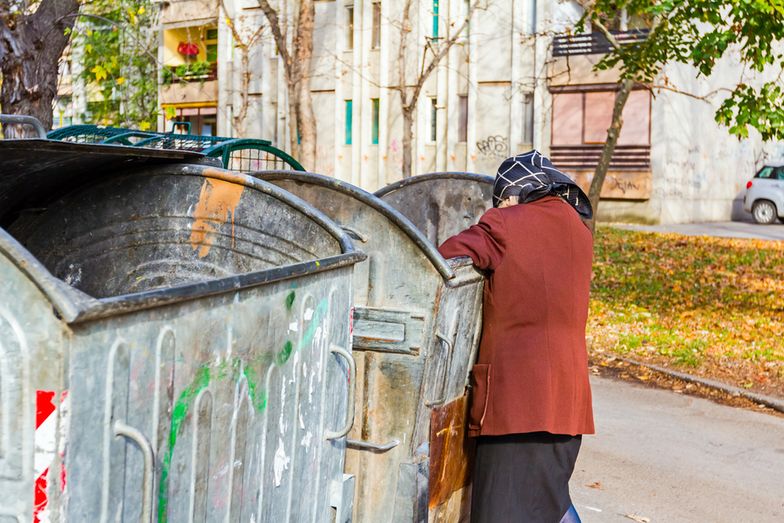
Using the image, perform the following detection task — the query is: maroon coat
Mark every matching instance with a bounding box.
[438,196,595,437]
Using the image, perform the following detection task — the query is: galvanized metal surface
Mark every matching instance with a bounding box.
[0,152,363,522]
[0,114,47,138]
[256,171,485,523]
[375,172,494,246]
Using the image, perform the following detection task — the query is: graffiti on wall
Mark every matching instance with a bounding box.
[476,135,509,159]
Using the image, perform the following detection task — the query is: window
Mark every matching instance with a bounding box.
[371,98,380,145]
[346,6,354,50]
[206,27,218,63]
[756,167,774,179]
[458,95,468,143]
[522,92,534,145]
[345,100,353,145]
[551,90,650,146]
[430,97,438,142]
[526,0,537,34]
[432,0,439,39]
[371,2,381,49]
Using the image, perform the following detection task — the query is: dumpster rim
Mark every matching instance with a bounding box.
[373,171,494,198]
[0,162,365,323]
[254,170,456,281]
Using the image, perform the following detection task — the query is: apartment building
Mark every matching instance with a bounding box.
[153,0,781,223]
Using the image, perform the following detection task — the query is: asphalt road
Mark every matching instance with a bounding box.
[613,221,784,241]
[569,377,784,523]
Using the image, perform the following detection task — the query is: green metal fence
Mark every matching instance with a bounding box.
[46,124,304,171]
[203,139,305,172]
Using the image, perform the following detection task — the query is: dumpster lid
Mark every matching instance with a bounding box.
[256,170,456,280]
[0,139,215,226]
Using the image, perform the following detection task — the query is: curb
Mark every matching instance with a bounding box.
[612,357,784,414]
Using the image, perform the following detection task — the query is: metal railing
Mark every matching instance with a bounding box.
[552,29,649,57]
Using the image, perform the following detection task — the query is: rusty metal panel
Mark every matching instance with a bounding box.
[256,171,485,522]
[375,172,494,246]
[0,156,362,521]
[428,396,474,518]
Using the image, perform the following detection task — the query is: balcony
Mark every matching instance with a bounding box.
[552,30,649,57]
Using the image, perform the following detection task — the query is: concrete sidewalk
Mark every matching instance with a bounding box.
[569,376,784,522]
[612,221,784,241]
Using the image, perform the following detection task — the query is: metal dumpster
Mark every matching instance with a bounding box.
[0,141,362,522]
[256,171,485,522]
[375,172,494,246]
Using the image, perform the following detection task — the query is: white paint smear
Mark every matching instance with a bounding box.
[301,431,312,448]
[304,308,314,321]
[273,438,290,487]
[288,321,298,332]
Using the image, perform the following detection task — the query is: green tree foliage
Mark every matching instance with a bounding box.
[584,0,784,141]
[75,0,158,130]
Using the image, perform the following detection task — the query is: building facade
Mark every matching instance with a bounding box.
[101,0,782,223]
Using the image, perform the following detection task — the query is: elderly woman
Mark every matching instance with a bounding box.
[438,151,594,523]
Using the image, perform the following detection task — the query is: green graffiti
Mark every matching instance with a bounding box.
[243,365,268,412]
[285,290,296,311]
[277,340,294,365]
[157,297,328,520]
[158,365,211,523]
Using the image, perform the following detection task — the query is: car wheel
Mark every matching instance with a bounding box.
[752,200,778,224]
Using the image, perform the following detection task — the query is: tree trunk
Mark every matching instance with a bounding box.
[587,78,634,231]
[401,104,414,178]
[293,0,316,170]
[0,0,80,135]
[286,81,300,159]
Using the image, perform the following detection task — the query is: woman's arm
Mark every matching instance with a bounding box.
[437,207,507,271]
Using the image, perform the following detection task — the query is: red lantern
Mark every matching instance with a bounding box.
[177,42,199,57]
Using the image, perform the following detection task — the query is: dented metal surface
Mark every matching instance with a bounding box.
[256,171,485,523]
[0,152,362,521]
[375,172,494,247]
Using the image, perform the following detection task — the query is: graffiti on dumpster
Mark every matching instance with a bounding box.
[189,178,245,258]
[157,294,330,521]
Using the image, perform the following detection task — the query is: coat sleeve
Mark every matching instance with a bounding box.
[437,207,507,271]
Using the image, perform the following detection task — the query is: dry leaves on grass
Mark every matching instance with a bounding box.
[589,228,784,398]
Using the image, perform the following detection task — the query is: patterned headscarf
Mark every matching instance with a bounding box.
[493,150,593,219]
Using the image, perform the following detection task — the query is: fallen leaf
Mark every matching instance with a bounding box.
[586,481,602,489]
[624,514,651,523]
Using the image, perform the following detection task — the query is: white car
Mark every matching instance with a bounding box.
[744,165,784,224]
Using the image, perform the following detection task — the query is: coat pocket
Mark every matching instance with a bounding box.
[468,364,491,432]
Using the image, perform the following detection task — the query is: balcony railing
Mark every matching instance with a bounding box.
[161,62,218,85]
[552,29,649,57]
[550,144,650,171]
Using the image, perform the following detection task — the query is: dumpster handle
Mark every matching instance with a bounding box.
[326,344,356,440]
[425,332,453,408]
[0,114,47,138]
[114,420,154,523]
[341,226,368,243]
[346,438,400,453]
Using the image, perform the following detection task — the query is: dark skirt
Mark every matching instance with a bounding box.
[470,432,582,523]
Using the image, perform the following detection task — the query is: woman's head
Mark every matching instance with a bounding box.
[492,150,593,219]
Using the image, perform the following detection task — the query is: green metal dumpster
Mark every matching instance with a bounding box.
[375,172,494,246]
[0,140,362,522]
[257,171,485,522]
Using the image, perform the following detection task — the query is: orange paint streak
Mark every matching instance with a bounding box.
[189,178,244,258]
